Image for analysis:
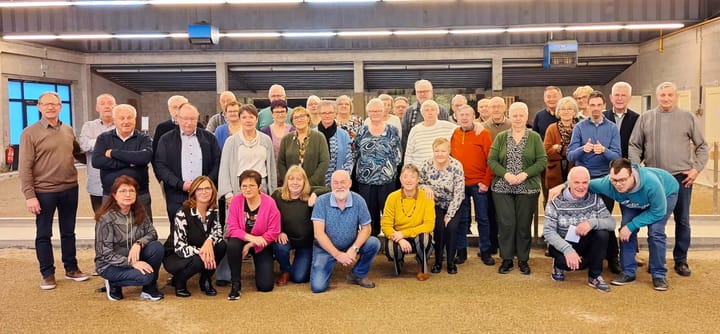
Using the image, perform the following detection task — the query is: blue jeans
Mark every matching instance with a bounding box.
[458,185,490,253]
[619,193,677,279]
[101,241,163,287]
[35,186,79,278]
[310,237,380,293]
[273,242,313,283]
[672,174,692,264]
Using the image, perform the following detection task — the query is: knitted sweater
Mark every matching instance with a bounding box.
[381,189,436,238]
[543,189,615,255]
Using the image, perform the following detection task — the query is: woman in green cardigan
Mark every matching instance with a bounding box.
[487,102,547,276]
[277,107,330,187]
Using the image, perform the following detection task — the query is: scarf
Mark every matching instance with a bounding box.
[317,121,337,151]
[557,121,575,149]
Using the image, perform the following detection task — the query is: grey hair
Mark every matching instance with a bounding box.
[655,81,677,94]
[112,104,137,118]
[96,93,116,105]
[451,94,468,105]
[508,102,528,117]
[167,95,188,109]
[366,98,385,111]
[556,97,579,114]
[39,91,61,102]
[420,100,439,113]
[568,166,590,181]
[319,100,337,113]
[611,81,633,96]
[415,79,433,90]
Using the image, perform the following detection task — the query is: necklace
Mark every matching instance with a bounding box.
[400,195,417,218]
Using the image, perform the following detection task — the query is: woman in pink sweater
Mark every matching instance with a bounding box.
[226,169,281,300]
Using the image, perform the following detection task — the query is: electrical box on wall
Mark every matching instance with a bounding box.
[543,40,578,69]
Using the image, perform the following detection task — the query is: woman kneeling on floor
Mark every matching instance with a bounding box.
[164,176,227,298]
[226,169,281,300]
[382,164,435,281]
[94,175,164,301]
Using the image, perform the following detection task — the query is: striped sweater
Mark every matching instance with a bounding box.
[404,120,457,167]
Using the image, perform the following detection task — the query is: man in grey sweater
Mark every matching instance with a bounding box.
[628,81,709,277]
[544,166,616,292]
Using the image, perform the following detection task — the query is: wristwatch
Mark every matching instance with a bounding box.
[351,245,360,253]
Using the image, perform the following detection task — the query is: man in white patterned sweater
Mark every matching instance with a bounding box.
[543,166,616,292]
[404,100,461,168]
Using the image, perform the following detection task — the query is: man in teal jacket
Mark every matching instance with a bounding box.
[549,158,678,291]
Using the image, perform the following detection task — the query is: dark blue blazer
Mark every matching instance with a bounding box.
[603,108,639,158]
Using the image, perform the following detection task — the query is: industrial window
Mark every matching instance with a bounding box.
[7,79,73,145]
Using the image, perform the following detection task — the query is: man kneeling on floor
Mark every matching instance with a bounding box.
[310,170,381,293]
[544,166,615,292]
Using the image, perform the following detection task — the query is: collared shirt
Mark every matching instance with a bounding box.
[180,130,202,182]
[79,118,115,196]
[311,192,371,250]
[115,129,133,142]
[612,108,626,129]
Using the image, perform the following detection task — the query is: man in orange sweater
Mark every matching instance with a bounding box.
[450,105,495,265]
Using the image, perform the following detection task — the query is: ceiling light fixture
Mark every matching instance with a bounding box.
[336,30,393,37]
[507,26,564,33]
[449,28,505,34]
[281,31,337,37]
[624,23,685,30]
[393,29,449,35]
[222,32,283,38]
[564,25,624,31]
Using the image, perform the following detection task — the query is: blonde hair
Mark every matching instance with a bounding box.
[432,137,451,150]
[280,165,312,202]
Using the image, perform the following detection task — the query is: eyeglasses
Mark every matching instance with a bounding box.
[117,189,136,195]
[610,176,631,185]
[272,109,288,114]
[319,111,335,115]
[292,114,308,121]
[196,187,213,193]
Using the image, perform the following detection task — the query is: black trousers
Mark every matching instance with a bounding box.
[164,241,227,287]
[591,175,619,262]
[227,237,274,292]
[549,229,609,279]
[433,206,459,265]
[90,195,103,215]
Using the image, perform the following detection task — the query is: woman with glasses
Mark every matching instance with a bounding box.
[544,97,578,190]
[278,107,330,187]
[260,99,295,159]
[317,100,354,186]
[163,176,226,298]
[354,98,402,236]
[214,101,243,152]
[226,170,280,300]
[95,175,164,301]
[218,104,277,198]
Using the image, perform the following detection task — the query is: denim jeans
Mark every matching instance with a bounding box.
[101,241,163,287]
[672,174,692,264]
[458,185,490,253]
[310,236,380,293]
[273,242,313,283]
[35,186,79,278]
[619,193,677,279]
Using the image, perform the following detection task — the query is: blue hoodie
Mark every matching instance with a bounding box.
[567,117,621,177]
[589,165,679,232]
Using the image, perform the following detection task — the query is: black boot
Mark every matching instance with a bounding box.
[174,279,191,298]
[431,262,442,274]
[199,271,217,296]
[228,282,241,300]
[455,248,467,264]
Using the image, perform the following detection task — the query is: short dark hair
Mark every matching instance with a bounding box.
[588,90,606,104]
[239,104,258,118]
[239,169,262,187]
[224,101,242,113]
[270,99,288,111]
[609,158,632,175]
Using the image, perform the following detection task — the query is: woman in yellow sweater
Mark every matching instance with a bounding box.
[381,164,436,281]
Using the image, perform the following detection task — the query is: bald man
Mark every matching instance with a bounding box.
[206,91,237,133]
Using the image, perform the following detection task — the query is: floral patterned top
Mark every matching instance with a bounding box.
[354,124,402,185]
[491,130,540,195]
[419,157,465,221]
[337,114,363,141]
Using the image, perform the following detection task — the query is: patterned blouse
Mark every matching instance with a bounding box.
[491,130,540,195]
[354,124,402,185]
[337,114,363,141]
[419,157,465,220]
[171,207,223,258]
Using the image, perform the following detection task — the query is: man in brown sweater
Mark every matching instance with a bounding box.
[19,92,90,290]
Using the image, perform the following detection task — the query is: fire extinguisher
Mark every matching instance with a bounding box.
[5,145,14,165]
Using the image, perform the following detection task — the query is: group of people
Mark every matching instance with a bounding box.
[18,78,706,302]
